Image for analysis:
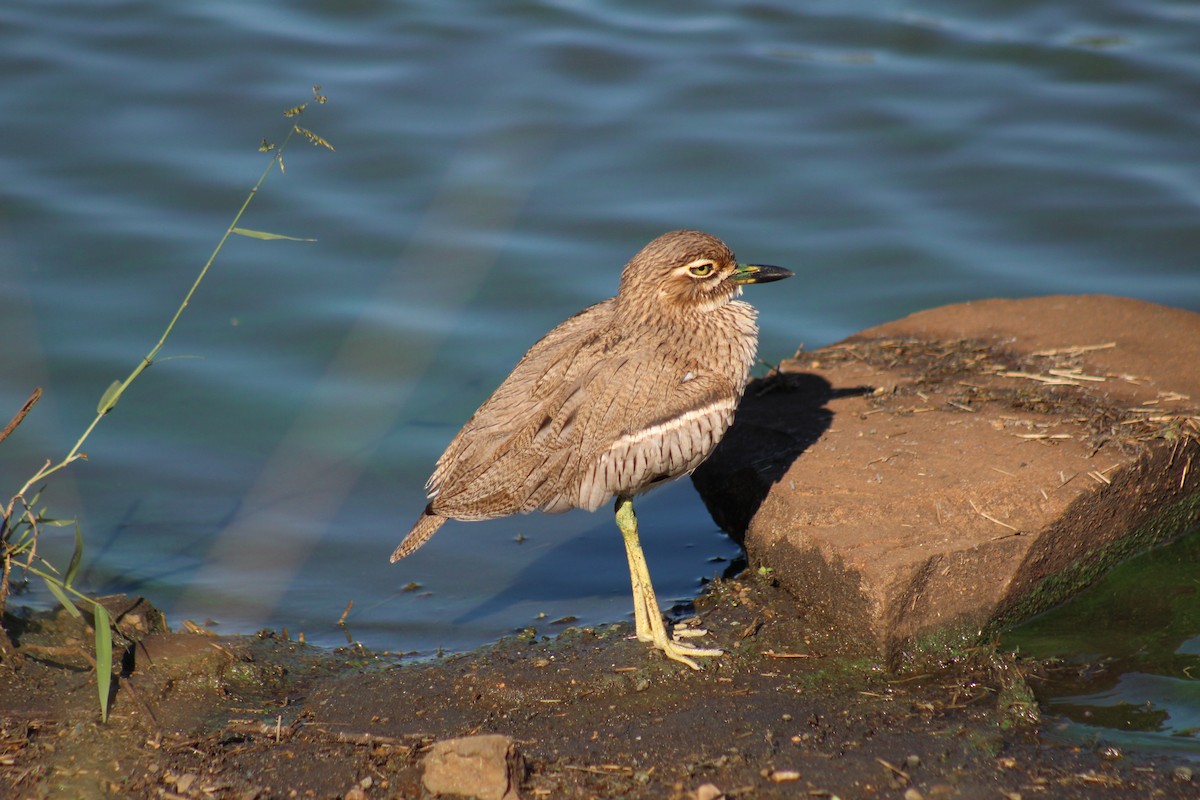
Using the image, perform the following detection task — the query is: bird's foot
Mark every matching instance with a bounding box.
[658,636,723,670]
[627,615,723,669]
[636,617,722,670]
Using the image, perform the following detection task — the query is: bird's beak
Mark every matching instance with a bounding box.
[732,263,794,285]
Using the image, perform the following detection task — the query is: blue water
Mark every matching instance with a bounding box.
[2,0,1199,724]
[1005,529,1200,759]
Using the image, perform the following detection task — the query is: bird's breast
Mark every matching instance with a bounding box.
[696,300,759,390]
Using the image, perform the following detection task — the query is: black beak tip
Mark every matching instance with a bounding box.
[750,264,794,284]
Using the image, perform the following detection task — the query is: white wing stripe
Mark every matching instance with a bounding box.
[606,397,737,451]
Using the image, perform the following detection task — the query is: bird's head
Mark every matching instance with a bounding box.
[618,229,792,315]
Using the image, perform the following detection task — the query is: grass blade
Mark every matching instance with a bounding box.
[65,523,84,585]
[43,577,82,618]
[93,603,113,722]
[36,516,77,528]
[230,227,316,242]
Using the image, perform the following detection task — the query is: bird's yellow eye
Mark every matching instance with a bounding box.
[687,261,715,278]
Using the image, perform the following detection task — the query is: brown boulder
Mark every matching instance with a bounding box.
[693,295,1200,660]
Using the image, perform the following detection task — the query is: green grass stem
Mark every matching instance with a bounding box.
[1,86,332,723]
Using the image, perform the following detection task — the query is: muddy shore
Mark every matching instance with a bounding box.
[1,573,1196,800]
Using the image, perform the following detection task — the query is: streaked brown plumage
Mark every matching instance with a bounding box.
[393,229,792,667]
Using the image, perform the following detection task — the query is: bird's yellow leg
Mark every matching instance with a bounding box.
[614,496,723,670]
[616,497,655,643]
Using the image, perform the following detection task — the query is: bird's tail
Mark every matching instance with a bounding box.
[390,507,446,562]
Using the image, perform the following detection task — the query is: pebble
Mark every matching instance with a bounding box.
[422,734,523,800]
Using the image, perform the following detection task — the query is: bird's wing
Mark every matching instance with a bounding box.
[425,300,617,514]
[566,343,742,511]
[426,303,745,518]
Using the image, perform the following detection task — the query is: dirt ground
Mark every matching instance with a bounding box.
[0,574,1196,800]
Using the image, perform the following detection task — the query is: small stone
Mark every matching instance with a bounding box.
[344,789,366,800]
[769,769,801,782]
[1174,766,1193,782]
[905,754,921,769]
[422,734,523,800]
[903,788,924,800]
[695,783,724,800]
[175,774,198,793]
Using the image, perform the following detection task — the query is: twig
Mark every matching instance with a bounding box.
[763,649,817,659]
[118,674,161,731]
[1046,369,1106,382]
[0,388,41,447]
[1030,342,1116,356]
[1001,371,1082,386]
[564,764,634,776]
[969,500,1020,533]
[876,757,909,781]
[309,728,421,748]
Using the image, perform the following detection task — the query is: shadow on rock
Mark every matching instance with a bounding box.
[692,372,871,542]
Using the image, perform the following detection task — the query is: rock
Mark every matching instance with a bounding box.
[694,296,1200,659]
[422,734,523,800]
[91,595,168,638]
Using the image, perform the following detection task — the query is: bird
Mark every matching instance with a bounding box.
[392,229,792,668]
